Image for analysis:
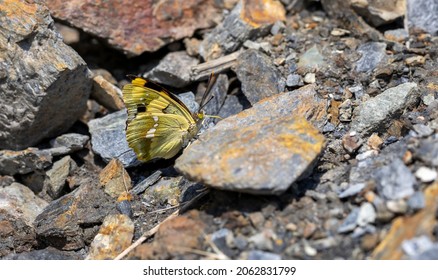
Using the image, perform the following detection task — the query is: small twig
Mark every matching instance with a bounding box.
[114,189,210,260]
[191,51,241,81]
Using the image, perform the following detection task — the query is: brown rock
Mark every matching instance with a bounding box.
[351,0,405,27]
[405,55,426,66]
[367,133,383,150]
[91,75,125,111]
[45,0,223,56]
[200,0,286,60]
[99,158,132,199]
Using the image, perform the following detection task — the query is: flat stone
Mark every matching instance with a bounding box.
[202,74,229,117]
[351,0,405,27]
[357,202,376,226]
[350,83,419,136]
[45,0,223,56]
[218,95,246,120]
[91,75,125,111]
[286,74,304,87]
[412,124,434,137]
[175,87,325,194]
[145,51,199,88]
[88,110,139,167]
[46,155,77,199]
[49,133,89,156]
[200,0,286,60]
[338,207,360,233]
[407,0,438,35]
[0,148,52,176]
[86,214,134,260]
[384,28,409,42]
[34,183,115,250]
[235,49,282,104]
[355,42,388,73]
[297,45,327,73]
[99,159,132,199]
[338,183,367,199]
[415,138,438,166]
[415,167,438,183]
[0,0,91,150]
[375,158,416,200]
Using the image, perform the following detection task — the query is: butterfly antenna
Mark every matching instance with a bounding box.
[126,74,138,81]
[199,72,218,111]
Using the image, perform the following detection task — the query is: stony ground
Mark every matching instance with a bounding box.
[1,0,438,260]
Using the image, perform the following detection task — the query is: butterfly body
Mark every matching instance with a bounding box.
[122,77,204,162]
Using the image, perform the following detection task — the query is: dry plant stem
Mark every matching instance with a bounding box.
[114,189,210,260]
[191,51,241,81]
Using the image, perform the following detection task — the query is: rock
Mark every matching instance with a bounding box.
[350,83,419,136]
[88,110,139,167]
[218,95,246,119]
[130,170,163,195]
[401,235,434,258]
[0,175,14,187]
[286,74,303,87]
[200,0,286,60]
[248,230,274,251]
[46,156,77,199]
[235,49,282,104]
[99,159,132,199]
[45,0,223,56]
[34,183,115,250]
[338,208,360,233]
[416,245,438,260]
[342,131,364,153]
[338,99,353,122]
[246,250,282,260]
[49,133,90,156]
[54,23,80,45]
[297,45,327,73]
[177,91,199,114]
[407,191,426,211]
[384,29,409,42]
[367,133,383,150]
[86,214,134,259]
[372,182,438,259]
[0,0,91,150]
[211,228,234,258]
[2,246,83,260]
[405,56,426,67]
[91,75,125,111]
[175,88,325,194]
[0,182,48,257]
[412,124,433,137]
[351,0,405,27]
[303,242,317,257]
[375,158,416,200]
[0,148,52,176]
[243,40,272,53]
[142,177,182,207]
[357,202,376,227]
[355,42,388,73]
[303,73,316,84]
[415,138,438,166]
[415,167,438,183]
[407,0,438,35]
[386,199,408,214]
[201,74,229,116]
[144,51,199,88]
[338,183,367,199]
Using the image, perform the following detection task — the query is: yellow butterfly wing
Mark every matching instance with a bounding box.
[122,77,198,161]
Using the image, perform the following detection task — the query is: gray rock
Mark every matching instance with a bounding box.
[351,0,405,27]
[248,231,274,251]
[211,228,234,258]
[338,183,367,199]
[297,45,327,73]
[412,124,434,137]
[338,207,360,233]
[0,148,52,176]
[402,235,434,258]
[350,83,419,136]
[131,170,162,195]
[384,28,409,42]
[88,110,139,167]
[415,138,438,166]
[49,133,89,156]
[2,247,83,260]
[375,158,416,200]
[177,91,199,114]
[46,155,77,199]
[0,2,91,150]
[235,49,282,104]
[144,51,199,88]
[407,191,426,211]
[407,0,438,35]
[202,74,229,117]
[286,74,304,87]
[271,20,286,35]
[416,245,438,260]
[355,42,388,73]
[246,250,282,260]
[34,183,115,250]
[218,95,246,119]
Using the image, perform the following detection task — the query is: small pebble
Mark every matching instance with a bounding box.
[415,167,437,183]
[303,73,316,84]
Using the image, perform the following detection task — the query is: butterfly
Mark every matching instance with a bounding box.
[122,74,217,162]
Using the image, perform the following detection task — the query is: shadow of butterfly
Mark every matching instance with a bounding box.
[122,74,218,162]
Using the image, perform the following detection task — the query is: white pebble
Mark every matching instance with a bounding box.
[415,167,437,183]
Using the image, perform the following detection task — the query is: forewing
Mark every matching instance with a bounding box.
[125,112,191,161]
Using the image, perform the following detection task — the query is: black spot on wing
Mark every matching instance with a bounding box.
[137,104,146,113]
